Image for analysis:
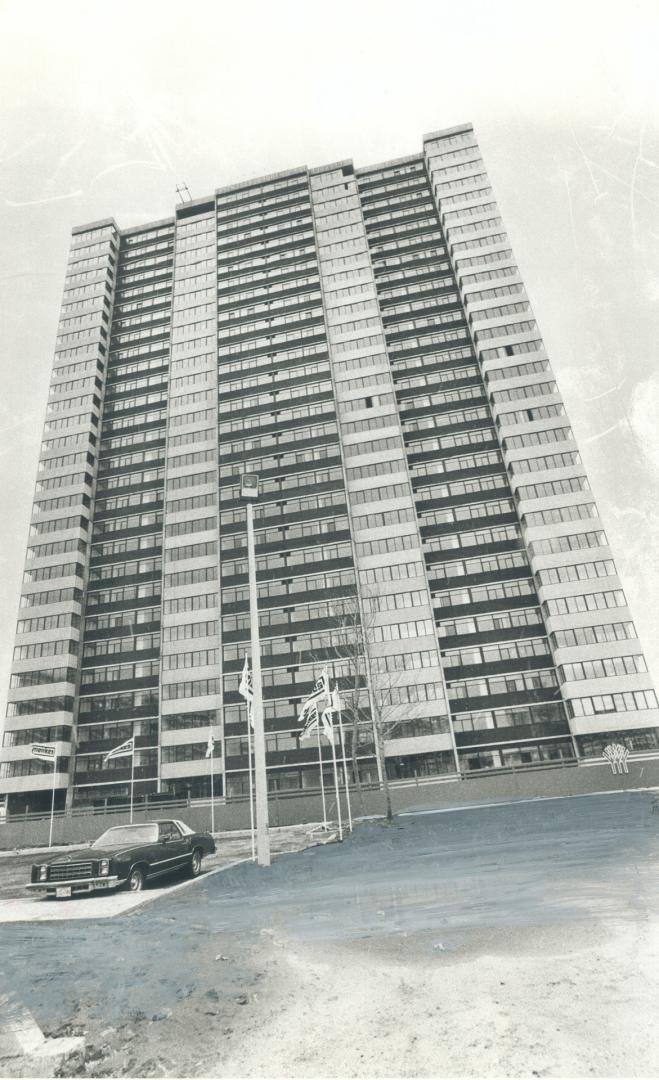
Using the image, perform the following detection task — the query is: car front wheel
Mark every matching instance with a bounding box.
[127,866,145,892]
[189,848,203,878]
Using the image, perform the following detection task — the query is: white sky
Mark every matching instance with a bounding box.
[1,0,658,713]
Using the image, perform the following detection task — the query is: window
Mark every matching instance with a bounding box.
[568,689,658,717]
[359,562,423,585]
[448,669,557,700]
[363,590,426,613]
[452,701,565,732]
[162,679,220,700]
[551,622,636,649]
[497,402,564,426]
[353,507,415,530]
[528,531,605,557]
[163,649,219,670]
[517,476,589,502]
[162,710,217,731]
[577,728,659,757]
[503,426,573,451]
[536,560,615,587]
[559,654,647,682]
[352,482,409,505]
[434,578,535,609]
[438,607,542,639]
[544,590,626,616]
[164,566,218,589]
[443,637,549,668]
[163,592,219,615]
[523,503,598,528]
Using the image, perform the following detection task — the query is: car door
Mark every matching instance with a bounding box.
[155,821,189,875]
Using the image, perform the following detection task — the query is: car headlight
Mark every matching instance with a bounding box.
[38,865,48,882]
[99,859,110,877]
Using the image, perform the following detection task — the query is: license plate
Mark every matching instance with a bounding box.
[55,886,72,898]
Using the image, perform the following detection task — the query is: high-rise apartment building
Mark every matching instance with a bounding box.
[2,122,658,815]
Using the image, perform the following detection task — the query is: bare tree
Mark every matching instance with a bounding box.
[310,590,411,824]
[305,595,369,814]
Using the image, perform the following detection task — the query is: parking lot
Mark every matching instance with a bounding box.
[0,823,327,922]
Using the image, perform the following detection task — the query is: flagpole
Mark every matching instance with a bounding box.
[316,723,327,830]
[243,478,270,867]
[130,743,135,824]
[238,659,257,862]
[329,727,343,842]
[48,751,57,849]
[246,712,256,862]
[337,695,353,833]
[210,736,215,835]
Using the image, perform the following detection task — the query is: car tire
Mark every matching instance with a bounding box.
[189,848,203,878]
[127,865,146,892]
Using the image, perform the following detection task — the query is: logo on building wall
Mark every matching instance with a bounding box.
[602,743,630,774]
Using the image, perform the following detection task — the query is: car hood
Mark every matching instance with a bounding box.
[42,844,143,865]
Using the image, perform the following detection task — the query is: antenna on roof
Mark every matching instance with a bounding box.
[175,183,192,204]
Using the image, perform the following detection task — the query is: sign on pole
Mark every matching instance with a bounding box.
[31,744,58,848]
[31,744,56,763]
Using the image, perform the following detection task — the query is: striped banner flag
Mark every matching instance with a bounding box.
[298,669,331,740]
[103,736,134,764]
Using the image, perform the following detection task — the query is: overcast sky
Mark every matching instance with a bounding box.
[1,0,658,716]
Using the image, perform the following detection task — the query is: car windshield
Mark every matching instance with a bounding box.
[91,824,159,849]
[173,820,194,835]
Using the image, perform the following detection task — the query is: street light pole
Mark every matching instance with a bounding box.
[241,473,271,867]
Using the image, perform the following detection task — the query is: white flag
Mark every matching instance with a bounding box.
[205,734,215,759]
[296,669,330,721]
[299,700,320,741]
[319,707,334,742]
[321,685,343,742]
[298,669,331,740]
[238,656,254,729]
[103,736,134,763]
[238,656,253,703]
[328,687,342,714]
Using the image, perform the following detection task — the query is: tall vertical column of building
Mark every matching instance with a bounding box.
[423,123,659,762]
[355,151,572,772]
[159,201,222,800]
[215,170,376,797]
[72,219,174,807]
[1,220,117,812]
[309,162,457,781]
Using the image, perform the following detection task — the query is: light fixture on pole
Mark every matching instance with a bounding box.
[240,473,271,867]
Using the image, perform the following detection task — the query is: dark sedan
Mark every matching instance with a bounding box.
[27,819,216,898]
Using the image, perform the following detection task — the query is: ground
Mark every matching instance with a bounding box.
[0,791,658,1078]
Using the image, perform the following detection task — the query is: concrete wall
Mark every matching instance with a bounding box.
[389,758,659,813]
[1,759,658,850]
